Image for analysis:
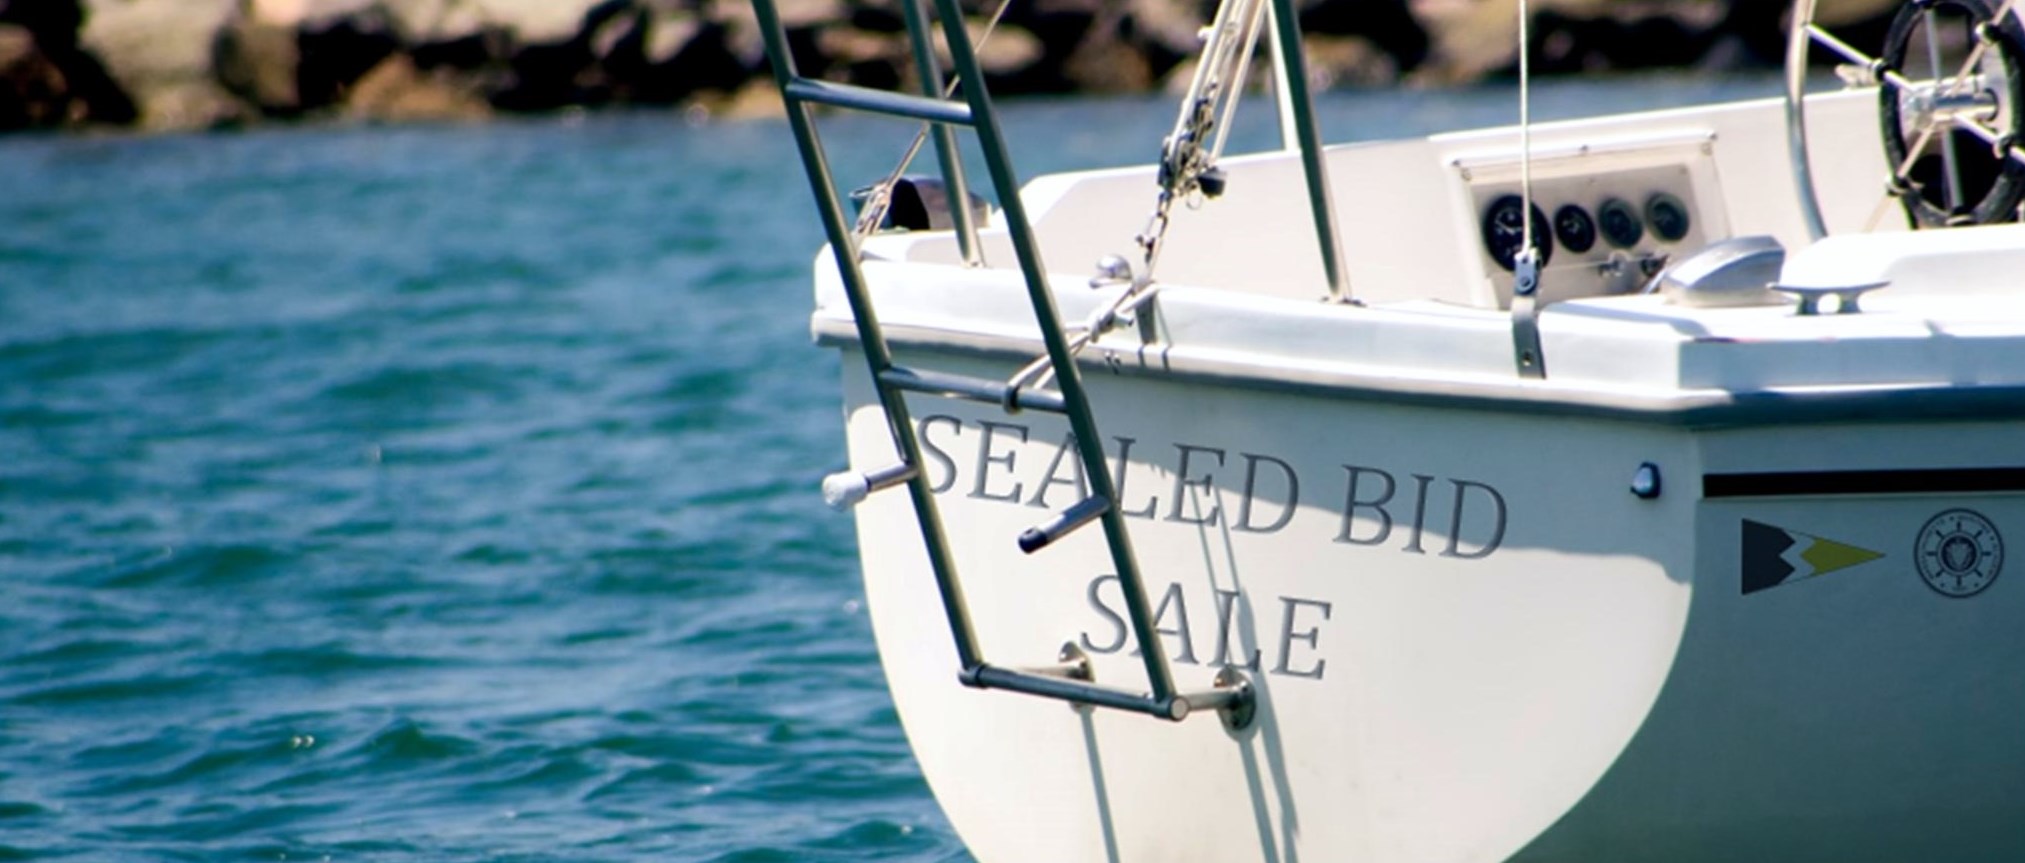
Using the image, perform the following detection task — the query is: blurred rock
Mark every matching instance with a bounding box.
[695,76,784,119]
[484,0,766,108]
[1,1,82,37]
[1526,4,1724,75]
[344,51,489,121]
[485,15,591,109]
[2,0,136,127]
[1715,0,1897,69]
[0,24,69,128]
[0,0,1926,135]
[1305,0,1427,75]
[704,0,766,70]
[213,0,411,115]
[972,21,1043,75]
[82,0,241,129]
[1305,34,1396,89]
[928,17,1044,84]
[147,79,251,127]
[1127,0,1205,60]
[1061,4,1155,93]
[298,3,402,107]
[410,26,510,74]
[654,18,759,101]
[1412,0,1900,83]
[396,0,587,44]
[775,0,847,29]
[212,10,299,112]
[999,0,1102,93]
[819,26,906,89]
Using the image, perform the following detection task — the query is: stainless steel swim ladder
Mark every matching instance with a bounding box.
[753,0,1273,724]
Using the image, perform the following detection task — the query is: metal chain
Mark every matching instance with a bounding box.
[1007,0,1271,402]
[1133,0,1269,280]
[1134,192,1177,278]
[1010,0,1269,397]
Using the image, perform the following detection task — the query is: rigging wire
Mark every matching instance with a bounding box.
[1012,0,1271,394]
[850,0,1016,243]
[1138,0,1269,277]
[1510,0,1547,379]
[1518,0,1535,264]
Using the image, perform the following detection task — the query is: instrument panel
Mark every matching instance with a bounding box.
[1454,134,1727,307]
[1479,188,1696,272]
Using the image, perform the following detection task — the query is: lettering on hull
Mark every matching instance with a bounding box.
[916,414,1509,558]
[1079,574,1333,680]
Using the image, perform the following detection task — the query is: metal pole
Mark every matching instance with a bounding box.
[752,0,986,671]
[1265,0,1352,302]
[1265,0,1299,152]
[898,0,985,265]
[929,0,1181,707]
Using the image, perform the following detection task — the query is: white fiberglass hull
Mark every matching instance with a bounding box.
[792,71,2025,857]
[839,352,2025,861]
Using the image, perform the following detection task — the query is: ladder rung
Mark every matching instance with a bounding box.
[966,663,1167,716]
[879,366,1067,413]
[784,78,974,127]
[963,663,1251,723]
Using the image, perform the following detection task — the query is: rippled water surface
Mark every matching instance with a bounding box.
[0,75,1778,862]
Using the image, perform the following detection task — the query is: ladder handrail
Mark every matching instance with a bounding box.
[755,0,1264,723]
[925,0,1180,707]
[753,0,985,676]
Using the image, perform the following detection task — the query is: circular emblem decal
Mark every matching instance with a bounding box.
[1915,509,2003,598]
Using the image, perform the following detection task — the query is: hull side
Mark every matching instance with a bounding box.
[842,349,1698,862]
[1516,423,2025,861]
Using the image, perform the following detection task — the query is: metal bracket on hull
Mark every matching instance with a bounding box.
[969,643,1256,727]
[1511,249,1548,378]
[964,661,1253,724]
[757,0,1266,726]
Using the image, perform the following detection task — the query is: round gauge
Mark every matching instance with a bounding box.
[1553,204,1596,254]
[1480,194,1553,272]
[1645,192,1691,242]
[1598,197,1643,248]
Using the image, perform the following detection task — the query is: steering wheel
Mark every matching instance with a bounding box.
[1786,0,2025,234]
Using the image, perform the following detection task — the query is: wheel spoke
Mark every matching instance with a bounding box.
[1952,110,2025,164]
[1868,121,1944,229]
[1864,188,1907,230]
[1925,8,1947,83]
[1810,23,1883,68]
[1896,120,1944,182]
[1945,0,2021,100]
[1789,0,2025,233]
[1921,8,1969,211]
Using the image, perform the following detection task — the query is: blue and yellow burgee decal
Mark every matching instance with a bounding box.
[1741,520,1885,594]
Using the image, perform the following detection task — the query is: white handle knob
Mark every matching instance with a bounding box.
[822,472,871,511]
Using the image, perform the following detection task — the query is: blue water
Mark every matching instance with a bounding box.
[0,75,1779,862]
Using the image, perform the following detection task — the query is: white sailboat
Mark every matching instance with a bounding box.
[754,0,2025,859]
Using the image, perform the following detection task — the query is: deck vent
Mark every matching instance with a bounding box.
[1657,235,1786,308]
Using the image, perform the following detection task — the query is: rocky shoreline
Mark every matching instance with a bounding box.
[0,0,1898,134]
